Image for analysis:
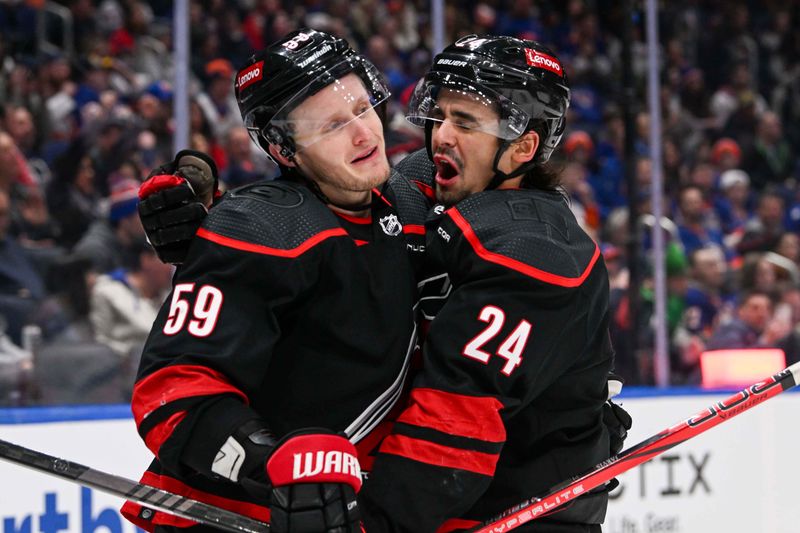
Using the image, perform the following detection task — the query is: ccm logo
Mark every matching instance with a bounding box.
[237,61,264,90]
[524,49,563,77]
[293,451,361,480]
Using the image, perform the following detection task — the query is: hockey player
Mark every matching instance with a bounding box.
[359,35,621,532]
[120,29,429,533]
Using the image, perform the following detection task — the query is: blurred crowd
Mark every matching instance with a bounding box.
[0,0,798,405]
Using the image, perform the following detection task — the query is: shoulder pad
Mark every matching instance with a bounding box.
[445,190,601,287]
[387,170,431,228]
[201,180,344,253]
[394,149,436,199]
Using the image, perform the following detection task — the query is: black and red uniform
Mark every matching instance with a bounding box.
[122,174,428,530]
[361,187,615,532]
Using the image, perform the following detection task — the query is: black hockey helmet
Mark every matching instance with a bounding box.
[235,28,391,160]
[407,35,570,186]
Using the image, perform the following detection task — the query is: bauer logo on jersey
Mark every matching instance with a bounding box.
[379,214,403,236]
[237,61,264,91]
[524,49,563,77]
[293,450,361,480]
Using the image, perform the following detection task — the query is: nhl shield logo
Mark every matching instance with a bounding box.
[379,214,403,236]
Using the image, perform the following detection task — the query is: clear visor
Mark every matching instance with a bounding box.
[405,73,530,140]
[244,58,390,153]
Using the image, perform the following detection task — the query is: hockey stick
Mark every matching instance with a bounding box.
[0,439,269,533]
[470,361,800,533]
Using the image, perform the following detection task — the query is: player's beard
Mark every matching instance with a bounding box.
[296,150,391,204]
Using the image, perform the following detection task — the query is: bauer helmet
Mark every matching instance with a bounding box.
[407,34,570,181]
[236,28,391,160]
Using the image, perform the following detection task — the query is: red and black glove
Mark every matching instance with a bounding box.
[138,150,219,264]
[265,430,362,533]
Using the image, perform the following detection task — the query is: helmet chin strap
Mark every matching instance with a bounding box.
[486,141,539,191]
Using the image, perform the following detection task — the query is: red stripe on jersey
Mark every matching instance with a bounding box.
[197,227,347,257]
[379,434,499,476]
[120,471,270,531]
[412,180,436,201]
[372,187,393,207]
[144,411,187,456]
[398,388,505,443]
[449,208,600,287]
[354,239,369,246]
[403,224,425,235]
[132,364,248,427]
[437,518,482,532]
[336,212,371,224]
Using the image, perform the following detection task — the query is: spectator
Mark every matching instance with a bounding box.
[774,232,800,266]
[675,185,725,256]
[706,290,781,350]
[737,190,786,255]
[195,58,240,142]
[714,168,752,238]
[0,189,45,346]
[710,137,742,172]
[89,239,171,360]
[0,132,38,195]
[684,244,734,337]
[561,160,600,237]
[219,126,275,189]
[45,140,102,248]
[3,104,38,159]
[73,177,145,273]
[742,111,794,191]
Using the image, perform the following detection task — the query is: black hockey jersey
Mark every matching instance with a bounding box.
[122,176,427,530]
[361,187,615,532]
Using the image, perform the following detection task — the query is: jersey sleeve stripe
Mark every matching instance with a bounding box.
[132,364,248,426]
[397,388,506,443]
[196,227,347,257]
[403,224,425,235]
[120,470,271,531]
[448,208,601,287]
[143,411,187,457]
[379,434,500,476]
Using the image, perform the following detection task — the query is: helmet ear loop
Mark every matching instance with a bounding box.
[486,138,539,191]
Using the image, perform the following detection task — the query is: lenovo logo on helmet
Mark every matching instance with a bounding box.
[237,61,264,91]
[524,49,563,77]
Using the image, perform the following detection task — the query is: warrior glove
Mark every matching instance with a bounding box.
[225,424,363,533]
[266,430,362,533]
[138,150,219,264]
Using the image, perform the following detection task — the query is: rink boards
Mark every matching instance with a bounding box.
[0,390,797,533]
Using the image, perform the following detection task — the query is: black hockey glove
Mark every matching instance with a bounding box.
[604,399,632,456]
[604,372,632,455]
[230,425,363,533]
[602,373,632,492]
[266,430,362,533]
[138,150,219,264]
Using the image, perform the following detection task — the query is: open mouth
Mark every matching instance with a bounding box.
[351,147,378,164]
[433,154,461,185]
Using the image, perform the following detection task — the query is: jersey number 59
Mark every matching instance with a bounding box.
[163,283,224,337]
[462,305,531,376]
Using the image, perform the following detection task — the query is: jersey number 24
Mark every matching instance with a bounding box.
[463,305,530,376]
